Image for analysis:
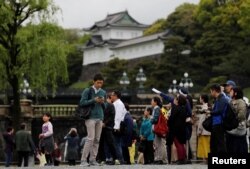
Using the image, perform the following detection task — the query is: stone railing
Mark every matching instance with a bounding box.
[1,103,203,119]
[32,105,77,117]
[32,104,150,118]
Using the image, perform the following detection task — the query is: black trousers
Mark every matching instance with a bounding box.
[122,146,131,164]
[68,160,76,166]
[143,140,154,164]
[210,124,227,154]
[103,128,117,159]
[226,133,248,154]
[17,151,29,167]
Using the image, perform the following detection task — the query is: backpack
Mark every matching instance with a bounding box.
[222,103,238,131]
[74,87,93,119]
[153,108,169,138]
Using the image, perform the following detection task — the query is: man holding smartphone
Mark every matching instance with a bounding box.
[80,74,106,166]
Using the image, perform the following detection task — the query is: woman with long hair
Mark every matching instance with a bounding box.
[226,87,248,153]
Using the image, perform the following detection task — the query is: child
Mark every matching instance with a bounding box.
[39,112,54,166]
[64,128,79,166]
[140,107,154,164]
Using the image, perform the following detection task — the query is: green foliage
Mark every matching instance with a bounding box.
[243,87,250,100]
[0,0,68,128]
[201,76,227,93]
[101,58,128,90]
[17,23,69,95]
[166,3,197,40]
[144,19,167,36]
[64,29,91,86]
[100,0,250,93]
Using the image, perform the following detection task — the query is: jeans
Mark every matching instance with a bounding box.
[114,135,124,163]
[5,150,12,167]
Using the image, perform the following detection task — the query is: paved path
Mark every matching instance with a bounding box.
[1,164,207,169]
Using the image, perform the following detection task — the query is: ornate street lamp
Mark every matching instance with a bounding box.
[119,72,130,91]
[179,72,193,90]
[20,79,32,99]
[168,79,178,94]
[136,67,147,93]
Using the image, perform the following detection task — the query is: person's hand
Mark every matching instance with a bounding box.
[102,123,105,127]
[140,135,145,141]
[39,134,44,139]
[95,97,104,103]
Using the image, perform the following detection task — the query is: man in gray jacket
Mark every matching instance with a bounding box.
[15,123,35,167]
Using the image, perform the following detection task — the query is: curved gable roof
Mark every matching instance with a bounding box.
[85,11,148,31]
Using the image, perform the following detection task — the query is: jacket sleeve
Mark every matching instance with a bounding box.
[151,108,160,124]
[236,100,247,122]
[43,123,53,138]
[103,103,115,126]
[160,93,174,103]
[28,134,36,151]
[212,99,228,116]
[143,122,152,138]
[80,88,95,106]
[186,101,192,117]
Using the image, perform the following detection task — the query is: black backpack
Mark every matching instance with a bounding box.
[222,103,238,131]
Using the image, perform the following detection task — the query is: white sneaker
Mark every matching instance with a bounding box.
[79,161,89,167]
[89,161,99,166]
[115,159,120,165]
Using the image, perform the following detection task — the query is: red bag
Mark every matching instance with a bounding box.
[153,110,168,138]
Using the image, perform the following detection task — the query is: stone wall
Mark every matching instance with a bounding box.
[79,55,161,82]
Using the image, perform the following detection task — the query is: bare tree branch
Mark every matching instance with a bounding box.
[17,7,42,26]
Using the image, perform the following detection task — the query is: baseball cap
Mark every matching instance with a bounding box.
[222,80,236,87]
[178,87,188,97]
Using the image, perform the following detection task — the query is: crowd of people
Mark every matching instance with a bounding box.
[2,74,250,167]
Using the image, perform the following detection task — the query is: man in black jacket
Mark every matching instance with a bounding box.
[98,95,119,165]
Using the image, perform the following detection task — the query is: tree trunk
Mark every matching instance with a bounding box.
[11,75,21,130]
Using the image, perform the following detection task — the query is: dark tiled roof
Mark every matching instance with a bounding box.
[111,30,172,49]
[85,35,124,49]
[85,11,148,31]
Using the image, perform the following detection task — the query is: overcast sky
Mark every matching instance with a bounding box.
[53,0,200,29]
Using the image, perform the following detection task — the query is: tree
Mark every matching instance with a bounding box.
[193,0,250,87]
[0,0,68,129]
[64,29,90,86]
[143,19,168,36]
[101,58,128,90]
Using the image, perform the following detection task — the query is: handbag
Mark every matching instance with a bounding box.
[153,110,168,138]
[75,88,93,119]
[202,115,212,132]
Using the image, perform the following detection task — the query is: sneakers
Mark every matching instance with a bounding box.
[89,161,99,166]
[100,161,106,166]
[115,159,120,165]
[79,161,90,167]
